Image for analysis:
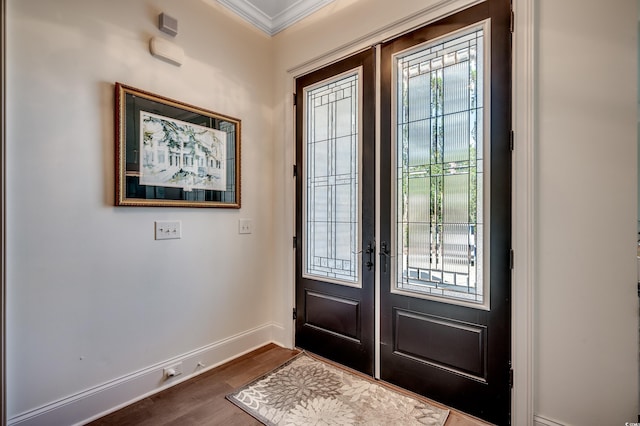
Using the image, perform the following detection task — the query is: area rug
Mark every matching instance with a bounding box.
[226,352,449,425]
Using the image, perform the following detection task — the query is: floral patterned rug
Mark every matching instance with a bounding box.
[226,352,449,425]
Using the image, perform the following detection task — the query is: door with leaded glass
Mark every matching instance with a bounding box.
[294,49,375,375]
[379,1,512,424]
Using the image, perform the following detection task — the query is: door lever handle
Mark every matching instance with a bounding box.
[365,241,375,271]
[379,241,390,273]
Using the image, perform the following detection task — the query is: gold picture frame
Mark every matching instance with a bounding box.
[115,82,241,208]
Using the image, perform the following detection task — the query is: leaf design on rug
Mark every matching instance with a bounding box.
[350,382,447,425]
[339,379,374,402]
[256,406,288,424]
[233,386,268,410]
[414,406,451,426]
[256,361,342,411]
[282,397,356,425]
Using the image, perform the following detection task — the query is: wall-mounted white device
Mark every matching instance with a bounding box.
[158,13,178,37]
[149,37,184,66]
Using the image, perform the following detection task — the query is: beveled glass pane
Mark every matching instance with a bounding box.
[408,73,431,122]
[443,112,470,163]
[408,223,431,270]
[394,26,485,304]
[408,176,430,223]
[442,223,470,275]
[443,61,470,114]
[314,103,329,142]
[443,173,469,224]
[408,120,431,167]
[336,98,354,137]
[314,140,328,177]
[335,183,353,222]
[335,136,354,175]
[304,72,360,285]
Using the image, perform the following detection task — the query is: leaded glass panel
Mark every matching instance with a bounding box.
[304,72,360,285]
[394,27,486,304]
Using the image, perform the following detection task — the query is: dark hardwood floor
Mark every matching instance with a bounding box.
[88,344,491,426]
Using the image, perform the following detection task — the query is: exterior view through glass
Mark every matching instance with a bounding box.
[394,26,486,304]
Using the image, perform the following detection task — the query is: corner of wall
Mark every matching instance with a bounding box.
[0,0,6,423]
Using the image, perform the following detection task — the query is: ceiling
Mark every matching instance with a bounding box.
[213,0,335,36]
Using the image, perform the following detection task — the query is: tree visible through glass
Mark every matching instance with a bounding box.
[395,27,485,304]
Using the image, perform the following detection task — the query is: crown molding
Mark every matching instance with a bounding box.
[212,0,334,36]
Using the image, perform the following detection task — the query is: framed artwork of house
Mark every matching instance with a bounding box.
[115,82,241,208]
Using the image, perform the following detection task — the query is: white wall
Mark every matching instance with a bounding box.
[6,0,280,422]
[534,1,638,424]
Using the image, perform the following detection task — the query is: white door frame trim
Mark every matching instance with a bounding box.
[511,0,535,424]
[1,0,7,423]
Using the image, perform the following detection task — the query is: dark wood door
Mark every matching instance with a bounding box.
[295,49,376,375]
[379,1,512,424]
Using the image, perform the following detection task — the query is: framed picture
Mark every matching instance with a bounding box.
[115,83,241,208]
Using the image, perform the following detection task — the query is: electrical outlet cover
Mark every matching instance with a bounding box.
[163,361,183,379]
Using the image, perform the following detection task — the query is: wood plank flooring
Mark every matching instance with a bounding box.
[88,344,491,426]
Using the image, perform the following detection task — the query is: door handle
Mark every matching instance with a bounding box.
[365,241,375,271]
[379,241,390,273]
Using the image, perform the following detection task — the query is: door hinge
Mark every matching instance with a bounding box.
[510,8,514,33]
[509,249,514,270]
[293,164,297,178]
[292,307,297,320]
[509,367,514,389]
[293,235,297,249]
[293,93,297,106]
[509,130,514,151]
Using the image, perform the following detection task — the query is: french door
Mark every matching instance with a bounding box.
[379,2,511,424]
[294,49,376,375]
[295,1,511,423]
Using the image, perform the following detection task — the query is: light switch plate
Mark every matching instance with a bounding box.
[238,219,252,234]
[155,220,182,240]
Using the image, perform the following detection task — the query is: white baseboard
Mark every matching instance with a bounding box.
[8,322,286,426]
[534,414,567,426]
